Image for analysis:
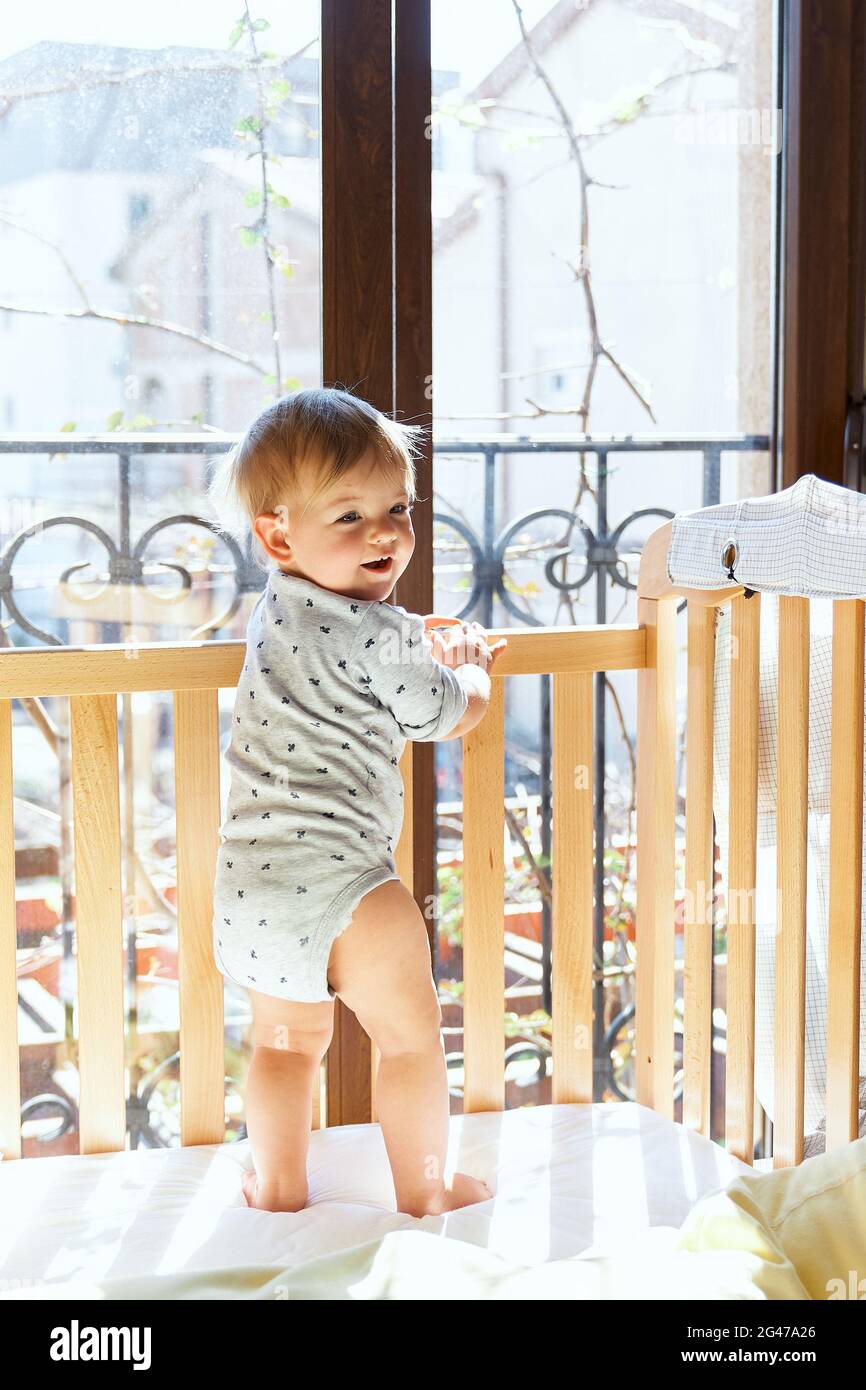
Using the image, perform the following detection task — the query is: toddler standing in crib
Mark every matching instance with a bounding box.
[208,386,507,1218]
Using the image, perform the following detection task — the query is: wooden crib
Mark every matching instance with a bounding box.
[0,519,862,1177]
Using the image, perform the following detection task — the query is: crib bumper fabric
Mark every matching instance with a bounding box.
[667,474,866,597]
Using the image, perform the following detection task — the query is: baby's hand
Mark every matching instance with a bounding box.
[462,622,508,674]
[424,616,507,673]
[425,618,468,668]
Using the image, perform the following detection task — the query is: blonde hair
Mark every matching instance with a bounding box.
[207,387,427,572]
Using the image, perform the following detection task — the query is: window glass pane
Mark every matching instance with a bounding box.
[431,0,778,1129]
[5,4,320,1157]
[0,3,320,648]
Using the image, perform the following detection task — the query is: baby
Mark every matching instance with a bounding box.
[208,386,507,1218]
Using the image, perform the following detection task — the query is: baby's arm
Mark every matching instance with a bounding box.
[349,603,470,741]
[426,619,507,742]
[435,663,491,741]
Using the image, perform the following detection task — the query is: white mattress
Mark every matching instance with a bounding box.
[0,1101,754,1291]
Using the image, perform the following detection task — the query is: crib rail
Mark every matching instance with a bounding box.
[5,573,859,1170]
[0,625,644,1162]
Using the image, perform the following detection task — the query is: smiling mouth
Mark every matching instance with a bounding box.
[361,556,393,572]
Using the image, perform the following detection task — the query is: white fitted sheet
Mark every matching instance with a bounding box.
[0,1101,754,1292]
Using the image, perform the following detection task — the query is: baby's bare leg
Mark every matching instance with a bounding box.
[327,879,492,1217]
[242,989,334,1212]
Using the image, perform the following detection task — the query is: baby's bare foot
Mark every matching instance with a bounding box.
[241,1167,308,1212]
[423,1171,493,1216]
[443,1171,493,1211]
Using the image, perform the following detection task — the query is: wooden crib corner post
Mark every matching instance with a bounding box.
[682,602,717,1139]
[826,598,865,1152]
[725,591,761,1164]
[774,596,810,1168]
[635,590,678,1119]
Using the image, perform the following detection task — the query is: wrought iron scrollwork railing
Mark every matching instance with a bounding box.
[0,435,255,647]
[0,432,768,643]
[429,434,766,626]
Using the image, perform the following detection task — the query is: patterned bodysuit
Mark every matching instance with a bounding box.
[212,568,469,1001]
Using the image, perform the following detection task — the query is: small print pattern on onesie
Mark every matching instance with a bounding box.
[212,568,470,1002]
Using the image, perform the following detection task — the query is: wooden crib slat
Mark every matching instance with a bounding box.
[774,597,809,1168]
[69,694,126,1155]
[551,672,593,1103]
[826,599,865,1151]
[683,604,716,1137]
[725,593,761,1164]
[0,699,20,1161]
[636,595,677,1118]
[462,675,505,1112]
[173,689,225,1147]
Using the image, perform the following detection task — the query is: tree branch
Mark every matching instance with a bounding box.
[0,300,270,375]
[0,45,316,121]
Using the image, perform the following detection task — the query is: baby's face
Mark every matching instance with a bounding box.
[275,449,415,600]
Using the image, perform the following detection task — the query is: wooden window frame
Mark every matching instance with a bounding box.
[780,0,866,490]
[321,0,433,1124]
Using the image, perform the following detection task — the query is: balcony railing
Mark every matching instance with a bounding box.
[0,432,769,640]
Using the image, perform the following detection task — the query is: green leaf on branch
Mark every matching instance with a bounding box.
[445,101,486,130]
[227,20,245,49]
[59,421,77,432]
[239,226,261,247]
[106,410,124,431]
[613,97,645,124]
[244,189,262,207]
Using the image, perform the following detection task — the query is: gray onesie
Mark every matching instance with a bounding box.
[212,568,469,1002]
